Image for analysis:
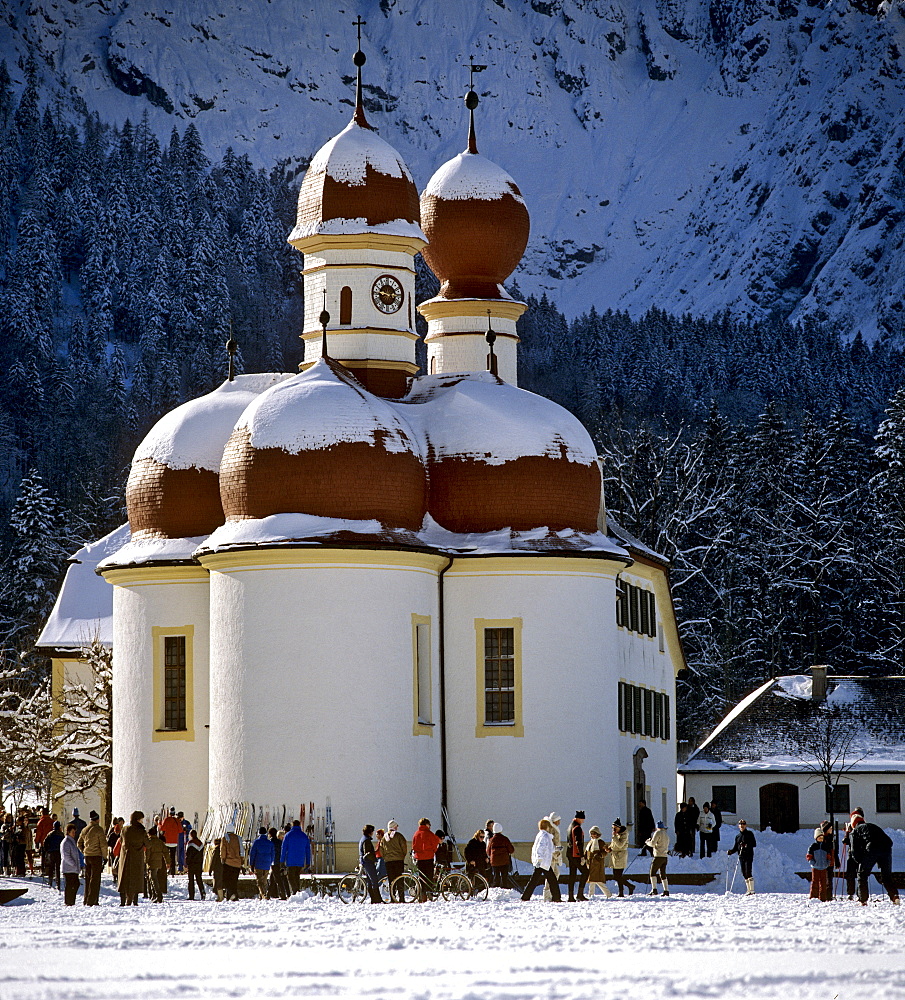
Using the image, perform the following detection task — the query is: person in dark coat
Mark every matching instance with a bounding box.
[117,811,150,906]
[637,800,655,856]
[42,821,64,889]
[727,819,757,894]
[673,804,693,857]
[487,823,515,887]
[359,824,384,904]
[566,811,588,902]
[710,801,723,854]
[70,808,87,840]
[185,830,206,900]
[464,830,489,878]
[249,826,275,899]
[842,811,864,899]
[685,797,700,833]
[281,820,312,895]
[267,827,289,900]
[849,815,900,906]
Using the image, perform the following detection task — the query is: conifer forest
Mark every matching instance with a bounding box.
[2,68,905,749]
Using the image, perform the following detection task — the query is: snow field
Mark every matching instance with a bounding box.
[2,828,904,1000]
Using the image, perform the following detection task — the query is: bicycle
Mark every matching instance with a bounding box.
[392,864,489,902]
[336,865,391,904]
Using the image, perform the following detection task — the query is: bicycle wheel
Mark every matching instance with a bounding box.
[337,873,367,904]
[440,871,472,901]
[392,873,421,903]
[468,872,490,900]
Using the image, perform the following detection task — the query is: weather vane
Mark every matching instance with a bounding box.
[465,58,486,154]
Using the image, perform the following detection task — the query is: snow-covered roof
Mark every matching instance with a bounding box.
[605,516,669,565]
[196,513,630,560]
[237,360,422,456]
[305,218,426,240]
[36,524,130,652]
[397,372,597,467]
[681,674,905,773]
[423,152,525,205]
[97,535,207,573]
[308,120,412,186]
[133,374,288,472]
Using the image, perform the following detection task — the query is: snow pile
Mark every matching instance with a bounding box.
[423,152,526,205]
[97,535,207,571]
[199,513,390,551]
[398,372,598,466]
[133,374,287,472]
[306,120,412,186]
[237,360,422,457]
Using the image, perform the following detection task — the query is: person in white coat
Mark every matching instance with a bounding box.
[697,803,716,858]
[61,823,82,906]
[520,818,562,902]
[645,821,670,896]
[543,812,562,902]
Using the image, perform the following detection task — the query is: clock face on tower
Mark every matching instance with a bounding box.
[371,274,404,314]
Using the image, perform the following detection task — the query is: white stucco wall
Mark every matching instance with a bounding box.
[426,333,517,384]
[203,551,444,845]
[681,771,905,833]
[442,555,676,848]
[107,569,210,823]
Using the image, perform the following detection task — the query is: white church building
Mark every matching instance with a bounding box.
[41,48,684,867]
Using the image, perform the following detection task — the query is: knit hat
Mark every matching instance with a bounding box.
[72,808,79,816]
[169,807,176,815]
[574,810,585,819]
[613,818,622,826]
[493,822,502,834]
[589,826,601,837]
[850,815,864,827]
[259,826,267,835]
[388,820,398,831]
[657,821,666,829]
[549,812,561,825]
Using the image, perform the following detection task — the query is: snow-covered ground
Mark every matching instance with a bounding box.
[2,830,903,999]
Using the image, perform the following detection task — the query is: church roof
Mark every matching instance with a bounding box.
[36,524,130,653]
[289,120,425,245]
[680,675,905,773]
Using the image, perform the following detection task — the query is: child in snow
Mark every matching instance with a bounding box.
[806,830,834,901]
[584,826,612,898]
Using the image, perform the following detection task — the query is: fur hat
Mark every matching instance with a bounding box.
[548,812,561,825]
[589,826,601,837]
[574,810,585,820]
[493,822,502,834]
[388,820,398,831]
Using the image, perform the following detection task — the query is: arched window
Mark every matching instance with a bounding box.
[430,355,437,375]
[339,286,352,325]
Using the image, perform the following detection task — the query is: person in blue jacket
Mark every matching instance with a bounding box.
[280,820,312,895]
[249,826,275,899]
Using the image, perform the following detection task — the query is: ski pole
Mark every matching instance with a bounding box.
[727,857,740,894]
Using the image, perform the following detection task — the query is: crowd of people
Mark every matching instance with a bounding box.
[3,800,901,907]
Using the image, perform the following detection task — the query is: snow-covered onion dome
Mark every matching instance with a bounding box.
[219,359,428,529]
[402,373,600,534]
[420,112,529,299]
[288,106,423,246]
[126,374,286,539]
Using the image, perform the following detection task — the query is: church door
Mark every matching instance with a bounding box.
[759,782,799,833]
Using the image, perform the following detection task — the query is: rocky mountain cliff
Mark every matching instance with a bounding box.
[2,0,903,338]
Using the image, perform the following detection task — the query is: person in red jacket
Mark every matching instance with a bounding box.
[411,818,441,902]
[159,808,182,874]
[487,823,515,888]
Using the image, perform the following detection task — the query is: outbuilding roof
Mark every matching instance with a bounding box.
[680,674,905,773]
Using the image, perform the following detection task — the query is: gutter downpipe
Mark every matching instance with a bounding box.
[438,555,454,835]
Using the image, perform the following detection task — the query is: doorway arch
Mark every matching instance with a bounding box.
[759,782,799,833]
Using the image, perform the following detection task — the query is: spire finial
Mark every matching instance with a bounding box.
[465,58,486,154]
[485,309,498,377]
[352,16,371,128]
[225,319,237,382]
[319,289,330,359]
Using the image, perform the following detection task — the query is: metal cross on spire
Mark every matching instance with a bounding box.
[465,58,486,154]
[352,16,371,128]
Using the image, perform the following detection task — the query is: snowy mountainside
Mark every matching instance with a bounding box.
[2,0,904,337]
